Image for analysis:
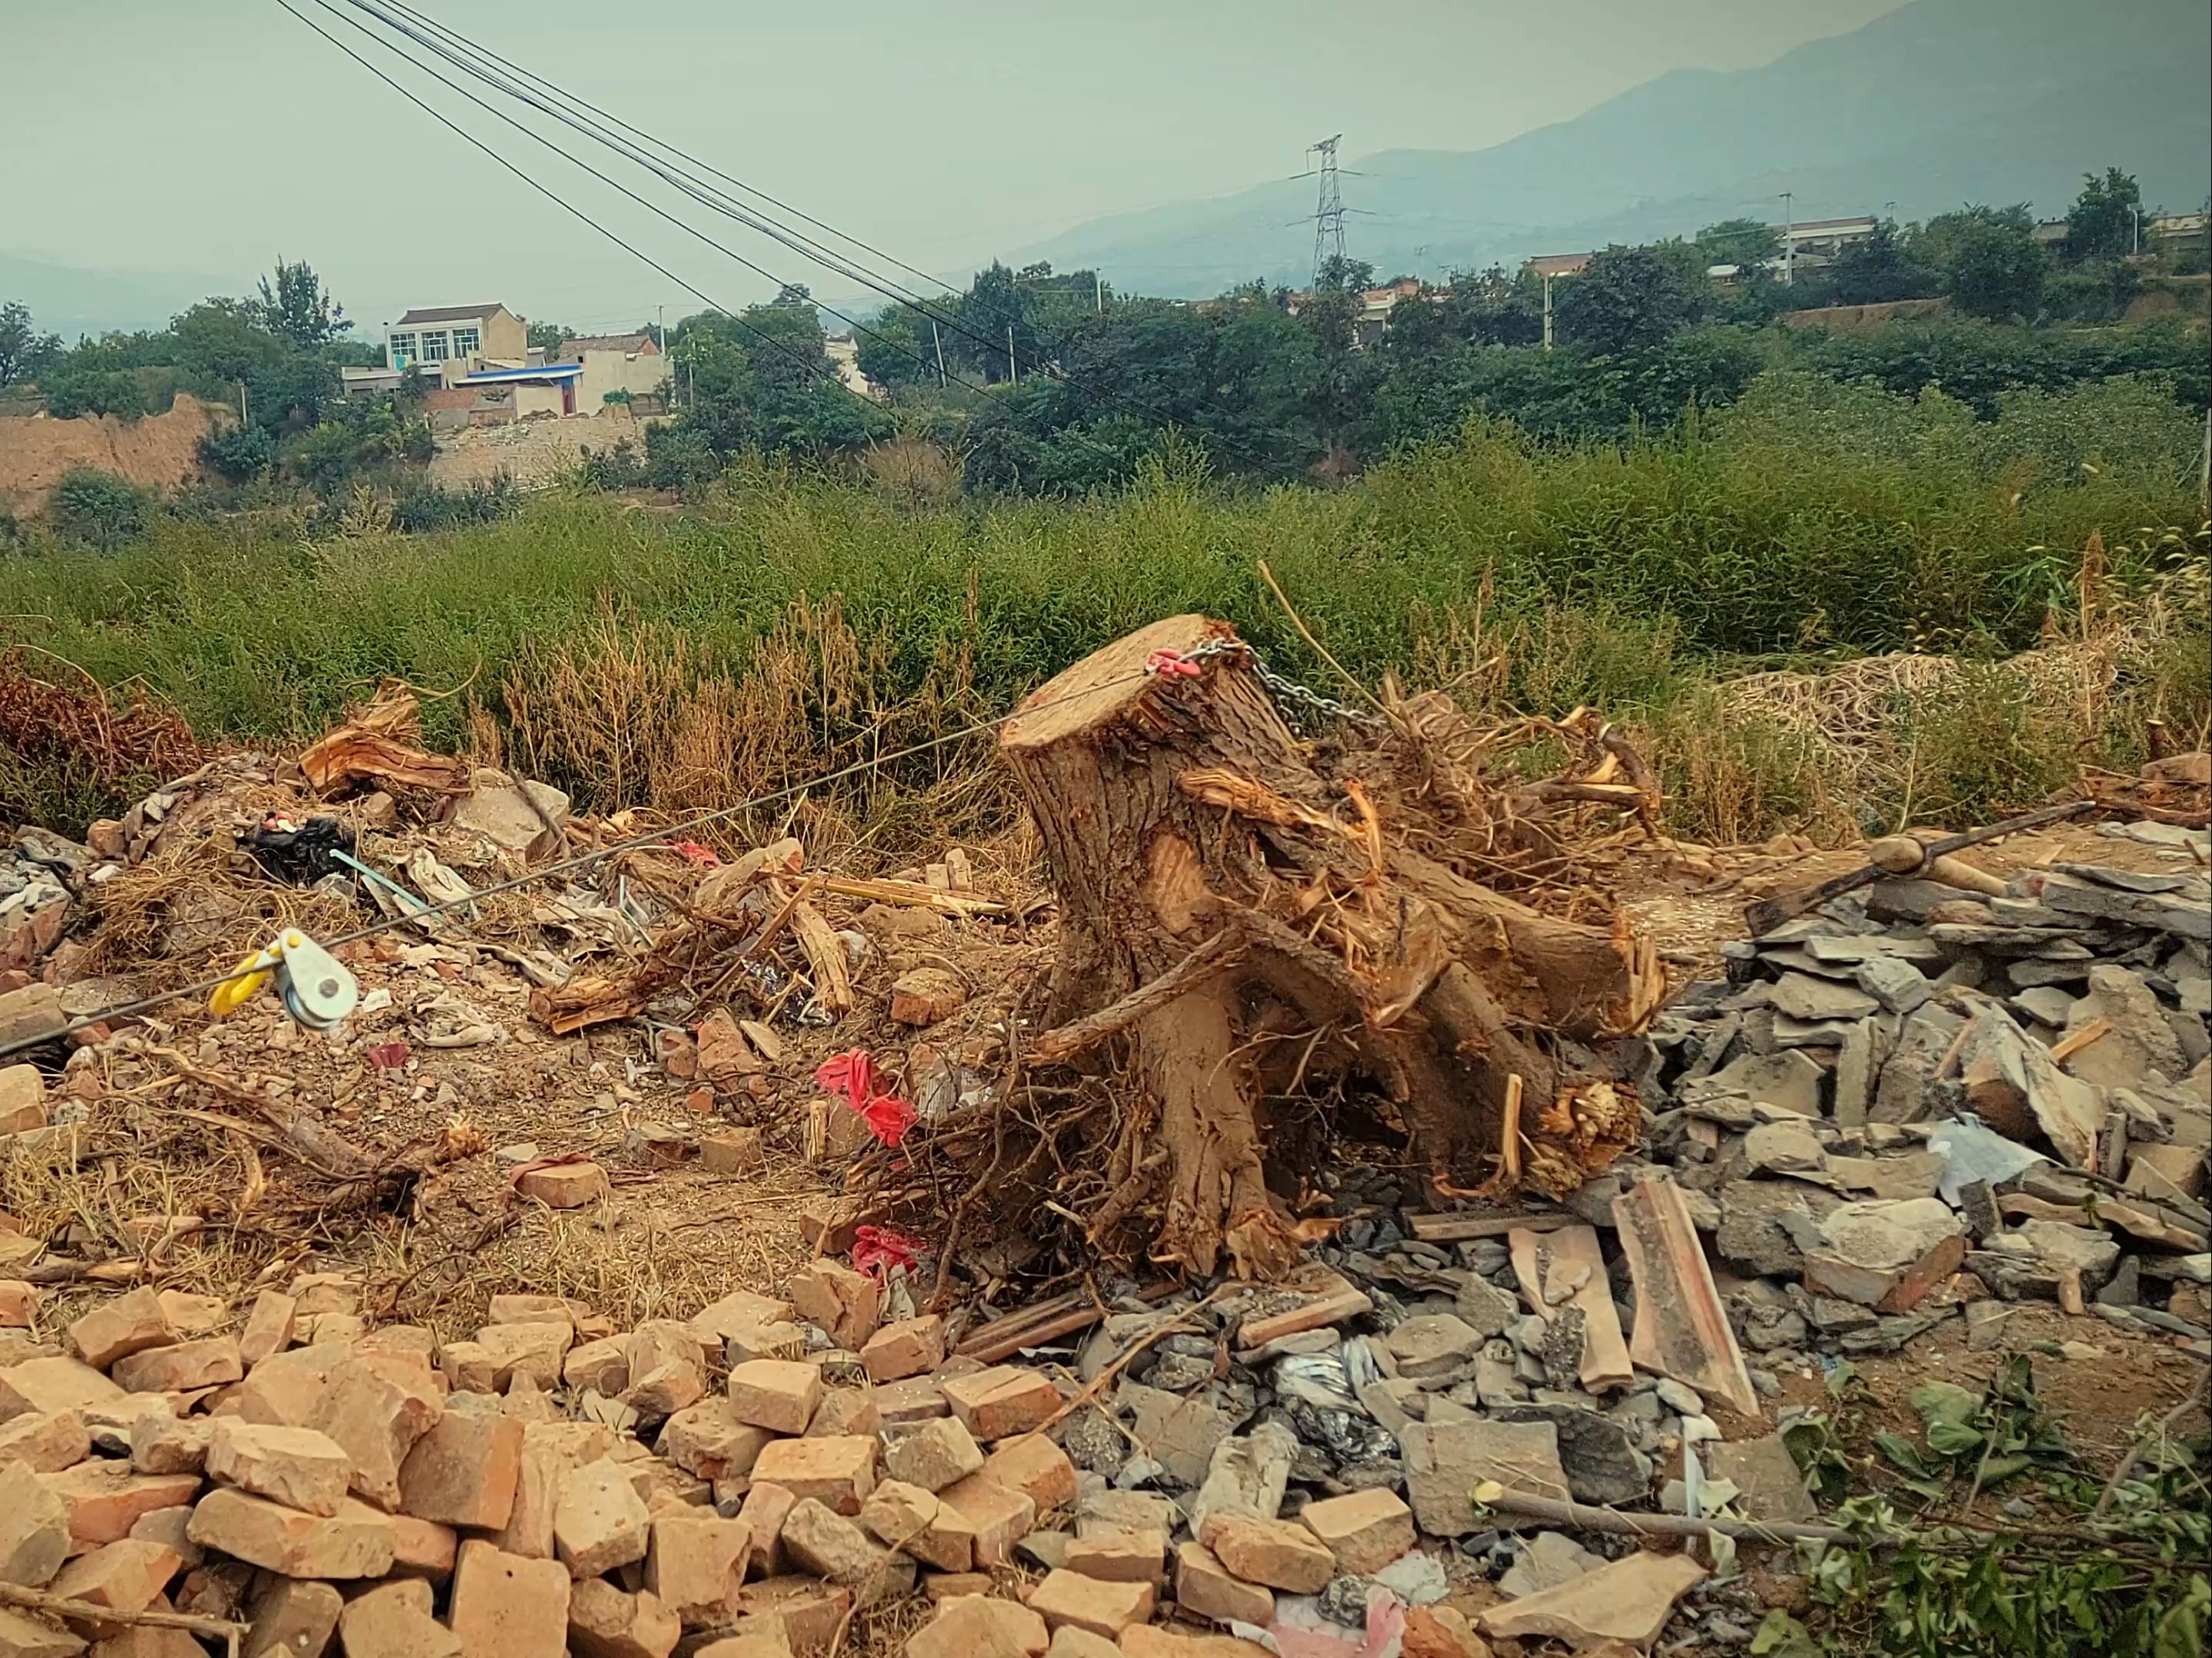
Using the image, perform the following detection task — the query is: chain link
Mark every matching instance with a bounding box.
[1165,636,1383,732]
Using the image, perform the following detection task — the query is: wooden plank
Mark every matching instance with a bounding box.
[1509,1223,1633,1393]
[1235,1266,1373,1349]
[1406,1210,1577,1244]
[791,900,854,1015]
[1611,1176,1759,1418]
[956,1291,1107,1362]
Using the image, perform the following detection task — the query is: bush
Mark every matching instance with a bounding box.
[576,439,649,491]
[198,422,276,483]
[48,468,152,550]
[388,478,518,533]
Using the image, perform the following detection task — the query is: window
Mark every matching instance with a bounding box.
[418,331,451,362]
[388,332,416,365]
[451,326,481,356]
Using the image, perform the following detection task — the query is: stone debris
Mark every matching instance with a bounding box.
[4,737,2205,1658]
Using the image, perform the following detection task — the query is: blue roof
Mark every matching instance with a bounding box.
[457,364,584,385]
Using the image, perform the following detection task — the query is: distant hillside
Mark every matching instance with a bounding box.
[0,253,246,341]
[1003,0,2212,296]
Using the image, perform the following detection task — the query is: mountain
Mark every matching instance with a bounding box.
[1004,0,2212,296]
[0,253,249,342]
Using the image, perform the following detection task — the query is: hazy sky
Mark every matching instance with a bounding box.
[3,0,1910,332]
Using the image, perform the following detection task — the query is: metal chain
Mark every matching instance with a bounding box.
[1169,636,1384,732]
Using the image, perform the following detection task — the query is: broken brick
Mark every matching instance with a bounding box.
[749,1435,876,1516]
[859,1316,945,1384]
[941,1367,1061,1443]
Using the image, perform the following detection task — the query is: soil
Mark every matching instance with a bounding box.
[0,392,223,512]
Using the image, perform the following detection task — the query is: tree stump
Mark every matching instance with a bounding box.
[1000,615,1661,1279]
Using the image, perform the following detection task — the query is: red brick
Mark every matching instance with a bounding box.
[935,1475,1035,1568]
[111,1336,243,1395]
[1026,1570,1154,1640]
[516,1162,610,1208]
[570,1578,683,1658]
[309,1356,444,1510]
[184,1488,395,1579]
[0,1410,90,1474]
[336,1577,461,1658]
[48,1537,183,1631]
[1063,1530,1166,1584]
[204,1419,351,1516]
[860,1316,945,1384]
[726,1360,824,1437]
[41,1462,203,1546]
[555,1458,653,1579]
[736,1480,797,1579]
[0,1281,38,1330]
[68,1289,174,1370]
[645,1513,752,1628]
[785,1262,880,1349]
[749,1435,876,1517]
[941,1368,1060,1442]
[236,1290,297,1368]
[449,1536,572,1656]
[1,1356,127,1419]
[1296,1488,1414,1575]
[978,1435,1076,1513]
[906,1595,1050,1658]
[1173,1541,1272,1627]
[734,1577,852,1655]
[1198,1514,1333,1594]
[397,1410,523,1529]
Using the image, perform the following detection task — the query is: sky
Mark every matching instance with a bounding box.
[2,0,1912,335]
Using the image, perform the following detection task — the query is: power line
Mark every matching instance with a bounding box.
[289,0,984,406]
[273,0,875,407]
[326,0,1299,465]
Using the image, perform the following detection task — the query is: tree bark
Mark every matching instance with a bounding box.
[999,615,1659,1278]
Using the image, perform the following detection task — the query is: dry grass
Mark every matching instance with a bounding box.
[78,834,359,984]
[488,595,1010,866]
[361,1149,830,1339]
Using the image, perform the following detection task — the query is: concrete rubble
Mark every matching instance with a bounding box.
[2,686,2207,1654]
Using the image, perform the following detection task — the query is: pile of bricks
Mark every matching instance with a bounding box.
[0,1255,1472,1658]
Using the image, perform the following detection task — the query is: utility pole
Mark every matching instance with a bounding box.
[1780,191,1795,286]
[930,321,947,388]
[239,380,248,426]
[1095,272,1104,315]
[1007,324,1017,387]
[656,304,666,352]
[1542,272,1555,350]
[1308,134,1347,289]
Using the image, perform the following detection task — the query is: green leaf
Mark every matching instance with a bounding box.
[1909,1381,1979,1432]
[1749,1610,1822,1658]
[1978,1453,2035,1488]
[1875,1432,1934,1475]
[1926,1419,1985,1457]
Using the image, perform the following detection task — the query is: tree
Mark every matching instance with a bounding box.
[0,302,61,388]
[253,259,349,350]
[526,321,573,353]
[1552,243,1706,353]
[1830,220,1935,306]
[1695,218,1781,270]
[2066,167,2142,263]
[1916,206,2047,322]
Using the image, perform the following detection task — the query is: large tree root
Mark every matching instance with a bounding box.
[878,616,1665,1280]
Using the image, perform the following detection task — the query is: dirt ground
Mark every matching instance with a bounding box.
[0,391,223,513]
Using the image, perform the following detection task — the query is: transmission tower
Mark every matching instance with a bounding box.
[1308,134,1347,287]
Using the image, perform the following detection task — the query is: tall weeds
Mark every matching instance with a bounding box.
[5,385,2206,850]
